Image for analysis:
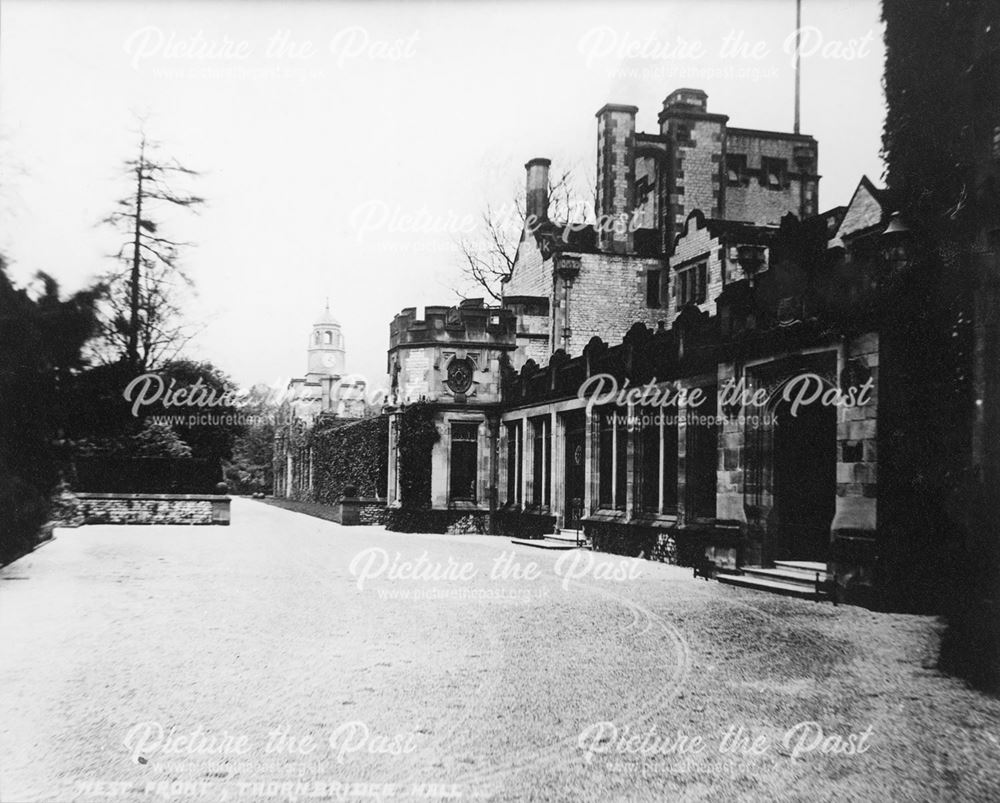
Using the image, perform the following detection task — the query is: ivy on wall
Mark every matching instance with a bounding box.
[309,415,388,503]
[396,403,440,509]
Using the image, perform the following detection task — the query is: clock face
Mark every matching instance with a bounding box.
[446,358,474,394]
[322,353,338,368]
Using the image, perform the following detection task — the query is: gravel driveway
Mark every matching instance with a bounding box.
[1,498,998,802]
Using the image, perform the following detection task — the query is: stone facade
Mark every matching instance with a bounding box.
[384,300,517,530]
[501,87,817,369]
[375,85,962,610]
[75,493,231,526]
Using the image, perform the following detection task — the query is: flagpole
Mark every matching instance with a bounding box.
[794,0,802,134]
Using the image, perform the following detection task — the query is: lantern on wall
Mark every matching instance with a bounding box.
[881,212,914,272]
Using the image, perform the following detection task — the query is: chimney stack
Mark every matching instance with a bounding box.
[524,158,550,225]
[595,104,638,253]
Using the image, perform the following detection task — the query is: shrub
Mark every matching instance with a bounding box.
[0,470,48,565]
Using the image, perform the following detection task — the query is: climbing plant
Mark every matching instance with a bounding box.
[396,403,440,509]
[310,415,388,502]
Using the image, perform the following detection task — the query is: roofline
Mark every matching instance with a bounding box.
[726,126,817,142]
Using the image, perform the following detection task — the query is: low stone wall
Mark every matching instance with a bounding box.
[339,497,387,526]
[584,518,744,567]
[586,520,678,563]
[385,508,492,535]
[493,509,557,539]
[75,493,231,526]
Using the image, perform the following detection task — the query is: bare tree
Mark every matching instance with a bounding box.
[455,164,592,303]
[96,127,204,370]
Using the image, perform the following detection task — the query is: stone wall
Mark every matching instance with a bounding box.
[669,116,724,236]
[831,332,880,604]
[505,234,548,297]
[75,494,231,526]
[384,508,492,535]
[667,215,726,328]
[338,497,387,526]
[586,520,678,564]
[563,252,665,356]
[724,129,817,223]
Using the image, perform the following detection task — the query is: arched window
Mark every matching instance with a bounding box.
[324,331,333,345]
[314,331,321,345]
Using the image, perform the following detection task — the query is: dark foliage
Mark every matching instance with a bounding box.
[883,0,1000,687]
[0,259,102,563]
[881,0,984,235]
[384,508,488,534]
[310,415,388,503]
[396,404,440,509]
[71,457,221,494]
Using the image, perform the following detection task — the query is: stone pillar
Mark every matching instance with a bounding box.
[431,418,448,508]
[549,410,560,515]
[523,418,536,506]
[497,422,508,508]
[624,403,636,520]
[585,409,598,517]
[387,414,399,506]
[676,394,689,523]
[520,421,530,508]
[831,333,879,601]
[717,362,748,525]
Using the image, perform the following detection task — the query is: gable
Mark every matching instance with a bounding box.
[503,226,550,298]
[830,177,886,246]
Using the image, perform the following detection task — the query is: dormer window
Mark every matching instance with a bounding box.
[761,157,787,189]
[726,154,747,186]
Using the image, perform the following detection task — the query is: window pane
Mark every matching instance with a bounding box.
[450,423,478,501]
[646,269,661,308]
[506,422,520,505]
[640,418,659,513]
[615,416,628,511]
[531,418,545,506]
[598,407,614,507]
[662,417,678,508]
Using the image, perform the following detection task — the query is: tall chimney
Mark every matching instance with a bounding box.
[595,104,638,254]
[525,158,550,225]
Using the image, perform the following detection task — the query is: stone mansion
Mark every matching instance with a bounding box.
[279,82,994,610]
[380,88,905,604]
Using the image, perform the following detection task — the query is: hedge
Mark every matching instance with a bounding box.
[310,415,388,503]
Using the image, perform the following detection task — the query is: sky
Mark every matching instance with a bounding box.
[0,0,886,392]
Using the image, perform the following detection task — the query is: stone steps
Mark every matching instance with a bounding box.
[716,572,828,600]
[714,559,832,602]
[774,560,829,577]
[510,537,580,550]
[741,566,830,587]
[549,529,586,544]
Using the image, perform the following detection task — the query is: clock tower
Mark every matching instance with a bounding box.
[306,302,346,381]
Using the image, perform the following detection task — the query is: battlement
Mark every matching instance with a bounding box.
[389,298,517,350]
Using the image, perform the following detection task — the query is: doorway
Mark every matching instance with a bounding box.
[563,410,586,529]
[771,396,836,561]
